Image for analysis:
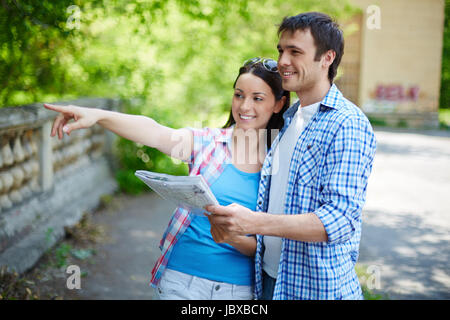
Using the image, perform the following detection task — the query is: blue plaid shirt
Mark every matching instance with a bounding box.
[254,84,377,300]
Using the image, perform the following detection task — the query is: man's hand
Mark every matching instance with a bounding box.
[207,215,233,243]
[205,203,256,236]
[207,204,329,243]
[207,211,257,257]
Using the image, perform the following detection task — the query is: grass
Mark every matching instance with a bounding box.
[0,211,104,300]
[439,109,450,129]
[355,264,389,300]
[368,116,387,127]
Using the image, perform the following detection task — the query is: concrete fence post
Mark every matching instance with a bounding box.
[39,121,53,192]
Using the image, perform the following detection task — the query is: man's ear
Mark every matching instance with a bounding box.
[274,95,287,114]
[322,50,336,69]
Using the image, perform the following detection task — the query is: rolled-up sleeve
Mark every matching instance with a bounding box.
[314,115,376,244]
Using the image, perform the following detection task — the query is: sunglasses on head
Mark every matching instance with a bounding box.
[243,57,278,73]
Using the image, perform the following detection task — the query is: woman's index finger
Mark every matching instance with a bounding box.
[44,103,68,113]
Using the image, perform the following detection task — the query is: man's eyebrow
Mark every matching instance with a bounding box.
[277,44,305,52]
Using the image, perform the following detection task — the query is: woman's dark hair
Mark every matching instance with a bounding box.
[223,62,290,149]
[278,12,344,84]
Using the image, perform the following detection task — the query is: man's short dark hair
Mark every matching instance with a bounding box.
[278,12,344,84]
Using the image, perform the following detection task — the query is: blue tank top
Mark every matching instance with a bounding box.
[167,163,260,285]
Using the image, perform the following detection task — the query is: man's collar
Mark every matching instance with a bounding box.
[320,83,343,110]
[283,83,343,121]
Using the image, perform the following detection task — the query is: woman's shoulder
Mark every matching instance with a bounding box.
[190,126,233,140]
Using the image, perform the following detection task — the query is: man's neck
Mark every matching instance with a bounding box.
[296,80,331,108]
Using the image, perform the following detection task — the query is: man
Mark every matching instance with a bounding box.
[206,12,377,300]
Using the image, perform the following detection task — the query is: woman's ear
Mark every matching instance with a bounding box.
[273,95,287,114]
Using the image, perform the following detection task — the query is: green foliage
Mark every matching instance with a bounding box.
[355,264,389,300]
[441,0,450,109]
[1,0,356,192]
[53,243,72,268]
[367,116,387,127]
[439,109,450,129]
[0,0,82,105]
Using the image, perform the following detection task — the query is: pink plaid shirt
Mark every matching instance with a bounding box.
[149,126,234,287]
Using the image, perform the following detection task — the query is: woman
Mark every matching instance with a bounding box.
[44,57,290,299]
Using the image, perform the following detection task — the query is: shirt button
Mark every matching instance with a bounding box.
[215,285,220,291]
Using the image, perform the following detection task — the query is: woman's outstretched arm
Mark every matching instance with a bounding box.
[44,104,193,161]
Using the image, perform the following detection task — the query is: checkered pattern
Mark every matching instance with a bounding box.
[149,126,233,287]
[254,84,377,300]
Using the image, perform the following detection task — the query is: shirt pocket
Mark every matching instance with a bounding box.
[296,143,321,186]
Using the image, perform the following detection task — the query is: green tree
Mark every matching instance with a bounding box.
[1,0,357,193]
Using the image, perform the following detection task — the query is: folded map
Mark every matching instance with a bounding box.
[135,170,218,215]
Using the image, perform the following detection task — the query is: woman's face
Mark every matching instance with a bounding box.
[231,73,283,131]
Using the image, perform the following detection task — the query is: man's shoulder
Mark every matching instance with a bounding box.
[323,86,372,128]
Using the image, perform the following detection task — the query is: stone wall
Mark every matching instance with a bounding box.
[0,98,119,274]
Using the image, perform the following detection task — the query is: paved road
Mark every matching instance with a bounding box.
[65,192,176,300]
[358,128,450,300]
[65,128,450,300]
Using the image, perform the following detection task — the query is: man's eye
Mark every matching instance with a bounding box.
[234,93,243,98]
[254,97,263,102]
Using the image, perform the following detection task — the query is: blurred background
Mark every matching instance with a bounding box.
[0,0,448,300]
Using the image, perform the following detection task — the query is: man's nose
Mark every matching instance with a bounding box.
[278,52,290,68]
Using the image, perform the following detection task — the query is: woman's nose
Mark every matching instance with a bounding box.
[240,98,252,112]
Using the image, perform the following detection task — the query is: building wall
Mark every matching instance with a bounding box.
[338,0,445,127]
[335,13,364,106]
[356,0,444,113]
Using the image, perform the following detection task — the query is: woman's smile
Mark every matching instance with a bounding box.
[239,114,256,121]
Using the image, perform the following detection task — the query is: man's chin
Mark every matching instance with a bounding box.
[282,81,301,93]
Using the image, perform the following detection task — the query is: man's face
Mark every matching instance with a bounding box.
[277,28,325,94]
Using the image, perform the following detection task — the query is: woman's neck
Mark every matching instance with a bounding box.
[231,127,266,171]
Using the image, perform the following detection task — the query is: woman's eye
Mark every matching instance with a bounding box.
[234,93,243,98]
[254,97,263,101]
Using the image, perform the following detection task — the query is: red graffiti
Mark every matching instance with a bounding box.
[375,85,420,101]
